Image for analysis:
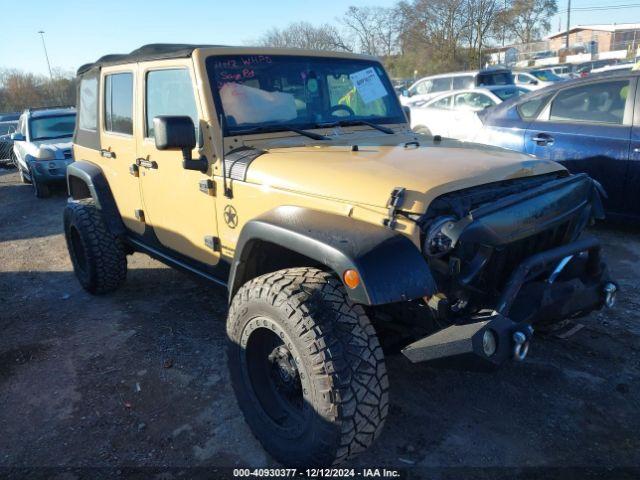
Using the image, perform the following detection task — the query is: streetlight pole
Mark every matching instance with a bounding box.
[565,0,571,50]
[38,30,53,79]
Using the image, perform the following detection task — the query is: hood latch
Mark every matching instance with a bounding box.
[383,187,406,230]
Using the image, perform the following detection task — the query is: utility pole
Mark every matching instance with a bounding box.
[38,30,53,79]
[565,0,571,50]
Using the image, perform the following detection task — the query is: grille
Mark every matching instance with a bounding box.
[482,221,572,291]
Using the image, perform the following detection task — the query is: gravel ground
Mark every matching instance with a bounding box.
[1,167,639,479]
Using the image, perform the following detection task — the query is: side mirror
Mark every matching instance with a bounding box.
[401,88,410,97]
[529,79,539,85]
[153,116,207,173]
[11,132,25,141]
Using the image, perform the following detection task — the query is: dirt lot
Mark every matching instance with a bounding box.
[1,166,639,478]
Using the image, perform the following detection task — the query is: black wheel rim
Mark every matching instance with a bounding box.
[69,226,89,276]
[243,324,308,436]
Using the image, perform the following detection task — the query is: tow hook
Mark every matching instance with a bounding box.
[603,282,617,308]
[513,325,534,362]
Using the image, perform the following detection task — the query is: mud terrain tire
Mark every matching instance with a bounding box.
[63,199,127,294]
[227,267,389,467]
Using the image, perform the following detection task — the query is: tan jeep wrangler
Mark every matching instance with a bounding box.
[64,44,616,466]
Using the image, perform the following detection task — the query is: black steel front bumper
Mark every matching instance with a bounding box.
[402,236,616,368]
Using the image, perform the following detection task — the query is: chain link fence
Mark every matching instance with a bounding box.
[0,140,16,166]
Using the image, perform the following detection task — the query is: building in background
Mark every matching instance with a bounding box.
[547,23,640,56]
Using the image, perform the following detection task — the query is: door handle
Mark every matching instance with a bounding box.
[531,134,554,146]
[99,149,116,159]
[136,158,158,169]
[633,147,640,154]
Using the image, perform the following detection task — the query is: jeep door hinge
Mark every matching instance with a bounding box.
[383,187,406,230]
[135,209,145,223]
[204,235,221,252]
[199,179,216,196]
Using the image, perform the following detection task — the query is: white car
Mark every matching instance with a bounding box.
[399,68,514,107]
[591,63,633,74]
[12,107,76,197]
[513,69,563,90]
[410,85,530,141]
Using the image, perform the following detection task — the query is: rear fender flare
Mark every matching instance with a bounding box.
[66,161,126,237]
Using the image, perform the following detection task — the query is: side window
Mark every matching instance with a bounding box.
[431,95,452,109]
[454,92,495,111]
[146,69,199,139]
[104,73,133,135]
[549,80,629,125]
[517,95,551,120]
[431,77,452,93]
[78,76,98,131]
[415,80,432,95]
[453,76,474,90]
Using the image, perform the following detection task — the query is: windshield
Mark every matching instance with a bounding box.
[206,55,405,136]
[29,114,76,141]
[531,70,562,82]
[476,71,514,86]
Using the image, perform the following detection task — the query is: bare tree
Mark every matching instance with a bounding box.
[341,6,398,57]
[0,69,75,112]
[257,21,352,52]
[395,0,468,72]
[463,0,503,66]
[503,0,558,44]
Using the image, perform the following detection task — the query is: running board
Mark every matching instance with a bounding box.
[127,237,228,288]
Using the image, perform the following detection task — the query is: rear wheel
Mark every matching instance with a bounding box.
[63,199,127,294]
[227,267,388,467]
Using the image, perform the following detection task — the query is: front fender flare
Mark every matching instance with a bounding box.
[229,206,437,305]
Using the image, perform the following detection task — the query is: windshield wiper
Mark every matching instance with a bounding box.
[235,125,329,141]
[316,120,395,135]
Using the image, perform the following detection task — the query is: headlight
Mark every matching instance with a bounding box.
[423,216,456,257]
[36,147,56,160]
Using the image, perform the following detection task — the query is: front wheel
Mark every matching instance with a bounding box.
[30,169,50,198]
[227,268,389,467]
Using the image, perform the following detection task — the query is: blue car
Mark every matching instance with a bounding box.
[476,71,638,221]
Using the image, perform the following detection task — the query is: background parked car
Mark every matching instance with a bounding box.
[573,59,620,77]
[545,64,573,79]
[0,112,20,122]
[399,68,514,106]
[410,85,530,141]
[0,119,18,165]
[475,71,637,220]
[591,62,633,75]
[514,69,564,89]
[12,106,76,197]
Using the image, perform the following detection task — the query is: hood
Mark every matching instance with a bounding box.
[245,140,566,213]
[33,140,73,159]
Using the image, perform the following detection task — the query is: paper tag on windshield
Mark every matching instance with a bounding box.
[349,67,388,104]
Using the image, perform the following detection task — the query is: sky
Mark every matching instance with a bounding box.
[0,0,639,75]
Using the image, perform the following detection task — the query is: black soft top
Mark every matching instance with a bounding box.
[77,43,225,75]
